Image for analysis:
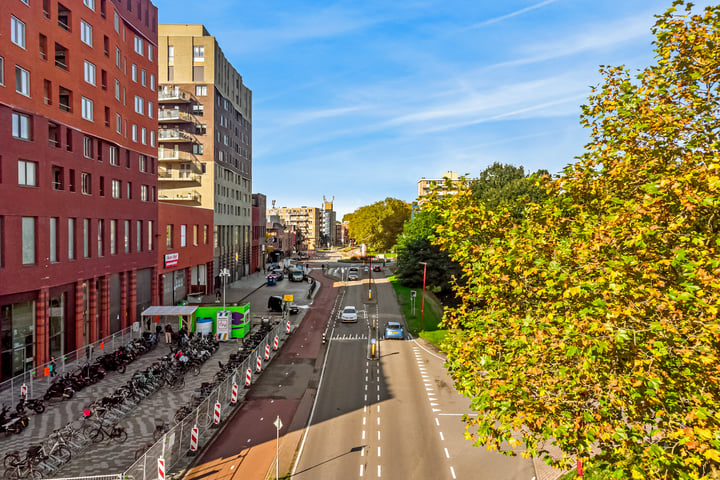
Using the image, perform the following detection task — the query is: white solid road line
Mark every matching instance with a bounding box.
[450,466,457,479]
[445,447,450,458]
[360,464,364,476]
[440,431,444,441]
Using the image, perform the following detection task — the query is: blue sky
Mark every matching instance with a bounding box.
[153,0,705,219]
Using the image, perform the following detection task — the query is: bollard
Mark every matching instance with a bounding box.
[231,383,238,404]
[273,336,279,351]
[256,355,262,373]
[245,368,252,387]
[158,457,165,480]
[212,402,221,428]
[264,344,270,360]
[286,320,291,334]
[187,425,198,456]
[21,384,27,399]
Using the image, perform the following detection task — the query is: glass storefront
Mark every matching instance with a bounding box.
[48,293,65,361]
[1,301,36,381]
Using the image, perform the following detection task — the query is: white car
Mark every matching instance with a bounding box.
[347,267,359,281]
[341,306,358,322]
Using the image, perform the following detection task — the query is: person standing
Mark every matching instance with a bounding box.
[164,324,173,344]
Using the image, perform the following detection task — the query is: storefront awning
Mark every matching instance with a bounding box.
[141,306,198,317]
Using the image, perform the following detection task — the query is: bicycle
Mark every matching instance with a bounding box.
[152,420,171,442]
[4,447,43,479]
[85,420,128,443]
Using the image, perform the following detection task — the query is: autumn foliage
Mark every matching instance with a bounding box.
[425,3,720,478]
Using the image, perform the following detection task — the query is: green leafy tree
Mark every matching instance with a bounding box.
[426,3,720,479]
[470,162,549,212]
[345,198,411,251]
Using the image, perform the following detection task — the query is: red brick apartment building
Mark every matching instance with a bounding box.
[0,0,159,381]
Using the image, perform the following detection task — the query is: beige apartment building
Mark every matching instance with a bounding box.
[417,171,463,201]
[157,25,253,283]
[266,206,322,252]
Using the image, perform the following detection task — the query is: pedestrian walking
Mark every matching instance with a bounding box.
[164,324,173,344]
[178,325,188,346]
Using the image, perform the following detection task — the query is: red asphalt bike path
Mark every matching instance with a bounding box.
[181,270,338,480]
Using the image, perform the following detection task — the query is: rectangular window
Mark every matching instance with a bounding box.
[68,218,75,260]
[134,95,143,114]
[126,181,132,199]
[139,154,146,172]
[22,217,35,264]
[83,60,96,85]
[83,218,90,257]
[193,45,204,61]
[136,220,142,252]
[11,16,26,49]
[131,124,137,142]
[167,45,174,62]
[150,131,155,147]
[195,85,207,96]
[110,219,116,254]
[131,64,137,82]
[97,219,104,257]
[141,128,146,145]
[147,101,153,118]
[204,225,208,244]
[114,79,120,100]
[150,74,155,91]
[114,11,119,32]
[193,225,198,246]
[180,224,187,247]
[115,47,121,68]
[49,217,58,262]
[166,225,172,248]
[111,179,120,198]
[83,0,95,10]
[148,44,153,61]
[141,69,146,86]
[192,66,204,82]
[83,136,93,158]
[80,20,93,47]
[12,112,31,140]
[134,36,143,55]
[124,220,130,253]
[140,184,148,201]
[0,57,4,85]
[18,160,37,186]
[116,113,121,133]
[15,66,30,96]
[148,220,153,251]
[81,97,93,121]
[81,172,91,194]
[109,146,118,165]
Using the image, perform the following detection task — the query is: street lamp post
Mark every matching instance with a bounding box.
[419,262,427,332]
[220,268,230,311]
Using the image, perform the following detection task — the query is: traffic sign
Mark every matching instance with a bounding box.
[273,416,283,430]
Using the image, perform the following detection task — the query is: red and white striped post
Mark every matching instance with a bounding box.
[264,344,270,360]
[286,320,291,334]
[20,384,27,399]
[245,368,252,387]
[256,355,262,373]
[273,336,279,351]
[212,401,221,428]
[231,383,238,404]
[187,425,198,456]
[158,457,165,480]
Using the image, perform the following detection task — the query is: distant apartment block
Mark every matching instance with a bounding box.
[158,24,253,289]
[266,206,321,252]
[417,171,462,202]
[321,196,337,247]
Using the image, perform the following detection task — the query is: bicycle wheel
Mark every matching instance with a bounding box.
[192,365,201,376]
[3,452,21,469]
[52,445,71,464]
[87,426,105,442]
[112,428,128,443]
[174,406,191,424]
[6,466,20,480]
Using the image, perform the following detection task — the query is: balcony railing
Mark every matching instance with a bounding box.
[158,88,193,103]
[158,171,201,184]
[158,150,199,162]
[158,110,195,123]
[158,129,195,142]
[158,190,201,203]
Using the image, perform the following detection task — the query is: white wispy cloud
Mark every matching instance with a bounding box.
[466,0,560,28]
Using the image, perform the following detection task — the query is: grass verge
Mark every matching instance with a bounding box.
[388,275,447,348]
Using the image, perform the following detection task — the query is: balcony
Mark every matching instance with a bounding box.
[158,110,195,123]
[158,128,196,143]
[158,87,194,103]
[158,190,201,204]
[158,150,200,164]
[158,170,201,185]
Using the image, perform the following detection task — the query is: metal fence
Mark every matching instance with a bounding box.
[122,322,286,480]
[0,325,139,407]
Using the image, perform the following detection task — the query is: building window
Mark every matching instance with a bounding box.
[114,79,120,100]
[11,16,26,49]
[18,160,37,186]
[148,45,153,61]
[0,57,4,85]
[58,3,71,31]
[195,85,207,96]
[83,136,93,158]
[166,225,173,248]
[116,113,121,134]
[167,45,174,62]
[147,101,153,119]
[80,20,93,47]
[111,179,120,198]
[123,220,130,253]
[134,36,143,55]
[131,64,137,82]
[139,154,146,172]
[148,220,153,251]
[150,131,155,147]
[81,172,91,194]
[134,95,143,114]
[180,224,187,247]
[140,184,148,201]
[192,66,204,82]
[109,146,118,165]
[114,11,119,32]
[110,219,116,254]
[15,66,30,96]
[97,219,104,257]
[150,74,155,91]
[115,47,121,68]
[22,217,35,264]
[141,127,146,145]
[49,217,58,262]
[136,220,142,252]
[141,69,146,86]
[83,218,90,257]
[193,225,198,246]
[52,165,64,189]
[126,181,132,199]
[81,97,93,121]
[193,45,204,61]
[131,124,137,142]
[12,112,31,140]
[83,60,96,86]
[193,144,203,155]
[83,0,95,11]
[68,218,75,260]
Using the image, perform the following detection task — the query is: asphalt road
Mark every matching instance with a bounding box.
[293,265,536,480]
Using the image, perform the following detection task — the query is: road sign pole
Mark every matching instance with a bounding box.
[274,416,283,479]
